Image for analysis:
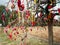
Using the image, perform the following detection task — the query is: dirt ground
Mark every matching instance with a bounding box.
[27,26,60,42]
[0,26,60,45]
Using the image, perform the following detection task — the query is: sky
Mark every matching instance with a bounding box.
[0,0,27,11]
[0,0,60,5]
[0,0,9,5]
[0,0,60,10]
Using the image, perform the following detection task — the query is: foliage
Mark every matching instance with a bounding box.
[0,5,5,24]
[0,5,5,14]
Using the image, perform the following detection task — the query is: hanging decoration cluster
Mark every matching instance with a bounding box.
[17,0,24,11]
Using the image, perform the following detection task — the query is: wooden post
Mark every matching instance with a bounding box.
[48,20,53,45]
[48,0,56,45]
[48,11,54,45]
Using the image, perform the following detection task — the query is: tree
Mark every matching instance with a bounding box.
[36,0,56,45]
[0,5,5,14]
[0,5,5,24]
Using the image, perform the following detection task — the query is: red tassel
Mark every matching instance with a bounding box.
[13,27,16,31]
[25,15,29,19]
[4,28,8,34]
[8,34,12,40]
[30,28,32,31]
[6,25,10,28]
[20,26,24,30]
[58,8,60,13]
[5,30,7,33]
[31,21,35,26]
[1,13,5,21]
[26,10,30,16]
[16,32,19,34]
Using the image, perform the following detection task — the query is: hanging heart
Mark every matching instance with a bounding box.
[5,7,9,12]
[19,4,24,11]
[11,4,15,9]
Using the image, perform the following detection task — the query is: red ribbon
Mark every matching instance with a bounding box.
[48,5,52,9]
[17,0,21,8]
[58,8,60,13]
[1,14,5,21]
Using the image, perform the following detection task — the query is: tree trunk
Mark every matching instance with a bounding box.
[48,20,53,45]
